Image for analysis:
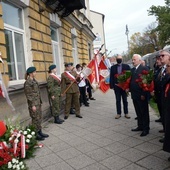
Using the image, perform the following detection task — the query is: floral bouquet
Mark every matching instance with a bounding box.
[115,70,131,91]
[135,69,154,92]
[0,120,38,170]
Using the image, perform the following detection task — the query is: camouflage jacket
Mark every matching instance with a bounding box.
[61,71,80,94]
[47,75,61,97]
[24,77,42,107]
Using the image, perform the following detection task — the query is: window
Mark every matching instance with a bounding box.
[2,1,26,81]
[51,27,61,75]
[71,28,78,65]
[72,37,77,65]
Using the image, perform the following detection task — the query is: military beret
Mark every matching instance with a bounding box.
[65,62,73,67]
[26,66,36,74]
[49,64,56,71]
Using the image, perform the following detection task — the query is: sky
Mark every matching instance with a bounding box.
[89,0,166,56]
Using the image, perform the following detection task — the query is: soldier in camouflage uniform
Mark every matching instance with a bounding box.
[47,64,64,124]
[24,66,49,141]
[61,63,83,119]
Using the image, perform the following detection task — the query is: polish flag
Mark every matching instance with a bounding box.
[98,59,110,93]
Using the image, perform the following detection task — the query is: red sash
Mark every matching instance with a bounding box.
[64,71,76,81]
[165,83,170,97]
[49,73,61,82]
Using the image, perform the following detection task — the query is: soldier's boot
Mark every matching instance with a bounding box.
[36,133,45,141]
[38,130,49,138]
[70,108,75,114]
[54,116,63,124]
[59,116,64,123]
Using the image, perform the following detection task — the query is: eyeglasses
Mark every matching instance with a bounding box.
[159,54,170,58]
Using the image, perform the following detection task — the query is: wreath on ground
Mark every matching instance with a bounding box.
[0,120,38,170]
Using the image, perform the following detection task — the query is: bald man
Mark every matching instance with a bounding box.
[130,54,150,137]
[110,55,131,119]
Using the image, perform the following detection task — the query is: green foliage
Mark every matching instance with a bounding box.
[117,70,131,83]
[149,97,159,115]
[141,69,154,84]
[148,0,170,46]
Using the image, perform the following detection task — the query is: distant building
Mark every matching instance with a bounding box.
[90,10,106,57]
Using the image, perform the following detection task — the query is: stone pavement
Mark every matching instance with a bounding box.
[26,90,170,170]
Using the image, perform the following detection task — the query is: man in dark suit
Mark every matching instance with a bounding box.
[163,53,170,161]
[110,55,131,119]
[154,49,170,142]
[130,54,150,137]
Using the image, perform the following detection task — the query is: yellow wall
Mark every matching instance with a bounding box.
[0,0,93,84]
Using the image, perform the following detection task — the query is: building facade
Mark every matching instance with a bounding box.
[90,10,106,55]
[0,0,95,123]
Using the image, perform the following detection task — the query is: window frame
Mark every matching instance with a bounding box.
[2,1,27,86]
[51,27,62,76]
[72,36,78,65]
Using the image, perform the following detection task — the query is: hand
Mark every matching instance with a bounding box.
[125,89,129,93]
[141,95,145,100]
[61,93,65,97]
[32,106,36,112]
[150,91,154,96]
[51,96,55,100]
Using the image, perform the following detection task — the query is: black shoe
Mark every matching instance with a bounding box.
[155,118,162,123]
[131,127,143,132]
[84,104,89,107]
[36,134,45,141]
[159,129,165,133]
[76,115,83,118]
[159,138,165,143]
[38,130,49,138]
[64,116,68,120]
[90,98,96,100]
[54,117,63,124]
[70,108,75,114]
[135,117,138,120]
[140,131,149,137]
[59,117,64,123]
[168,157,170,162]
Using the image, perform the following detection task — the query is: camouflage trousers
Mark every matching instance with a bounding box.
[28,105,42,132]
[51,96,61,117]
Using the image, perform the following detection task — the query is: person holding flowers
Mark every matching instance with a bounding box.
[24,66,49,141]
[163,53,170,161]
[130,54,150,137]
[110,55,131,119]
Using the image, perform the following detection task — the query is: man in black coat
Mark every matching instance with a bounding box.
[110,55,131,119]
[130,54,150,137]
[163,53,170,161]
[155,49,170,142]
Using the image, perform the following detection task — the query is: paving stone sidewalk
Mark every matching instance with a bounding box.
[26,90,170,170]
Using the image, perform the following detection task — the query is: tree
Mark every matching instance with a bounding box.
[129,23,160,56]
[148,0,170,47]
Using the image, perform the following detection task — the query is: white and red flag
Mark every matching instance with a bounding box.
[98,59,110,93]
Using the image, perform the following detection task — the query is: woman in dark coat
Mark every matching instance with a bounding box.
[163,60,170,161]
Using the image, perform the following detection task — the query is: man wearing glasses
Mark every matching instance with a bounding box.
[154,49,170,143]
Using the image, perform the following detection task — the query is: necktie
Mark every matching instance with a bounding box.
[117,65,122,74]
[133,67,136,73]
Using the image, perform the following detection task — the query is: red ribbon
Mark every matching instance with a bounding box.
[165,83,170,97]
